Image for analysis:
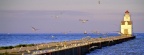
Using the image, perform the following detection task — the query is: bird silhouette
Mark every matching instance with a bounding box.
[98,0,100,4]
[32,27,39,31]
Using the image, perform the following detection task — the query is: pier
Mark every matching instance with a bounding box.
[36,36,135,55]
[0,36,135,55]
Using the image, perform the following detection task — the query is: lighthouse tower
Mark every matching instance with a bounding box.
[121,10,133,36]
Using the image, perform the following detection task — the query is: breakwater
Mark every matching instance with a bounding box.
[0,36,135,55]
[39,36,135,55]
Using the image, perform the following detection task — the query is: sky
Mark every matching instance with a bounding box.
[0,0,144,33]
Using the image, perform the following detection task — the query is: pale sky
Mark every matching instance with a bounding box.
[0,0,144,33]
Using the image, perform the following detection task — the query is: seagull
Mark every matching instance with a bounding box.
[79,19,88,23]
[32,27,39,31]
[22,53,24,55]
[54,15,59,19]
[92,30,99,34]
[51,35,55,38]
[19,46,23,52]
[98,0,100,4]
[51,15,59,19]
[118,32,122,34]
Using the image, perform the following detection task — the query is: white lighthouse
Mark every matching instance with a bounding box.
[121,10,133,36]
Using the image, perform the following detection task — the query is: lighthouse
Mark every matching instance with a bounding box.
[120,10,133,36]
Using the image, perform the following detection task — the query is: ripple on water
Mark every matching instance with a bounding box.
[87,37,144,55]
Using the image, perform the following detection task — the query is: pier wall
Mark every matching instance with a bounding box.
[40,36,135,55]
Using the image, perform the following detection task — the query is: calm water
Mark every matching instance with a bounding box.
[87,33,144,55]
[0,33,143,55]
[0,33,118,47]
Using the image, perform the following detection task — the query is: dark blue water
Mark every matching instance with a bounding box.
[0,33,119,47]
[87,33,144,55]
[0,33,143,55]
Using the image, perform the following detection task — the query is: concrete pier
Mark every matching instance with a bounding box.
[32,36,135,55]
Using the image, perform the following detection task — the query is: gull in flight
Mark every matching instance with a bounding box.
[54,15,59,19]
[98,0,100,4]
[32,27,39,31]
[51,15,59,19]
[79,19,88,23]
[52,11,63,19]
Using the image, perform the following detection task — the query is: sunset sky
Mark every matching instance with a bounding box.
[0,0,144,33]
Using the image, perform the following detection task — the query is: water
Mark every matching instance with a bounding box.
[0,33,144,55]
[0,33,118,47]
[87,33,144,55]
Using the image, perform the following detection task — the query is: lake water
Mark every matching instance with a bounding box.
[0,33,143,55]
[0,33,119,47]
[87,33,144,55]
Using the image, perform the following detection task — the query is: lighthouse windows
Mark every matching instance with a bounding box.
[124,15,130,21]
